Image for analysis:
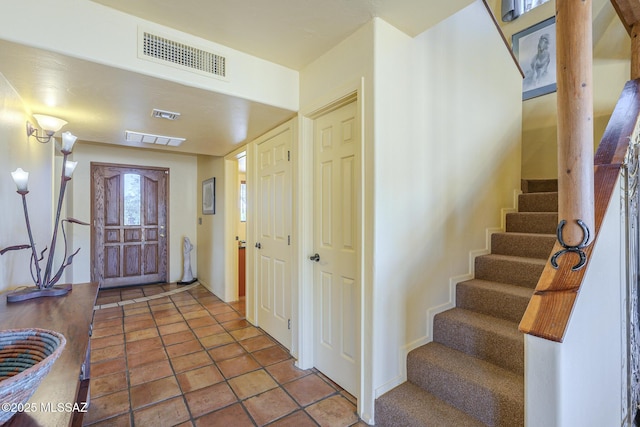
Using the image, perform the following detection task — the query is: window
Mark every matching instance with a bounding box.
[502,0,550,22]
[240,180,247,222]
[124,173,141,226]
[526,0,550,13]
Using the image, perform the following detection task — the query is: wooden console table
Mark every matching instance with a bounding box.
[0,283,99,427]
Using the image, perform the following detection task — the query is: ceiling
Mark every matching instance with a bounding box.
[0,0,466,157]
[89,0,468,70]
[0,1,629,157]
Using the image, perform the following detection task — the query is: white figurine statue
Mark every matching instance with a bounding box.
[179,236,195,284]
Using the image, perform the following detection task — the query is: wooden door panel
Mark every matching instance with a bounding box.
[92,164,168,288]
[144,176,159,225]
[144,245,158,274]
[105,230,119,243]
[104,175,121,226]
[124,229,141,242]
[123,245,141,276]
[104,247,120,278]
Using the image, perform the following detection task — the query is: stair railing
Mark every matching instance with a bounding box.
[519,2,640,423]
[519,78,640,341]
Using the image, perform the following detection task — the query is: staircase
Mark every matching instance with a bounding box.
[375,180,559,426]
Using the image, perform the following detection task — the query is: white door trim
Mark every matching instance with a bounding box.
[223,147,247,304]
[296,78,368,419]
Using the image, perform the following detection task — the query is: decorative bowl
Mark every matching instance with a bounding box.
[0,328,66,423]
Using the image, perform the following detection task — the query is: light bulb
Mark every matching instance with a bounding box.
[11,168,29,192]
[61,132,77,153]
[64,161,78,179]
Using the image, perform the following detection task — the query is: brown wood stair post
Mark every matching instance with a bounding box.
[555,0,595,266]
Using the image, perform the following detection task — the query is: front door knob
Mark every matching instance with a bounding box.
[309,253,320,262]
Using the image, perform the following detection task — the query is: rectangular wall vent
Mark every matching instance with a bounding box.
[141,31,226,78]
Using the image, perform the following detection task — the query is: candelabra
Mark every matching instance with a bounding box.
[1,130,88,302]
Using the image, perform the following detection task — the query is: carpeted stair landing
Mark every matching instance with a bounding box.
[375,180,558,426]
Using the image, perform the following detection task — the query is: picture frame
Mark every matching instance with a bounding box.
[512,16,557,101]
[202,177,215,215]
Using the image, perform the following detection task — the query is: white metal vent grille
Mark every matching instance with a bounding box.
[152,108,180,120]
[142,32,226,78]
[125,130,185,147]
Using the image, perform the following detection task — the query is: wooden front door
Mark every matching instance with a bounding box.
[91,163,168,288]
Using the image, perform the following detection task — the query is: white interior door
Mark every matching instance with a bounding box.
[313,100,360,396]
[256,126,293,350]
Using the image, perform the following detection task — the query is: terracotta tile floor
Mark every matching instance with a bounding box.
[84,283,366,427]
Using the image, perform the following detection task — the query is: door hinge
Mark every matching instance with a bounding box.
[288,235,291,245]
[288,319,291,330]
[287,150,290,161]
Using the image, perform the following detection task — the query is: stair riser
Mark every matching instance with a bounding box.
[518,192,558,212]
[433,314,523,374]
[456,282,531,324]
[506,212,558,234]
[407,356,523,427]
[475,257,545,288]
[491,233,555,259]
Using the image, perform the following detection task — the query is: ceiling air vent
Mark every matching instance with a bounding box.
[152,108,180,120]
[141,31,226,78]
[125,130,185,147]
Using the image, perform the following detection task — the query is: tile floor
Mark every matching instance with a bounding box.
[84,283,367,427]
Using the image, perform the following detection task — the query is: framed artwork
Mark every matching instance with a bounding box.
[512,16,557,100]
[202,177,215,215]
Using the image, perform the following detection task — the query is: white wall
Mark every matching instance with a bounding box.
[299,1,522,422]
[196,155,228,299]
[372,0,523,402]
[0,74,53,293]
[525,179,623,426]
[70,142,198,284]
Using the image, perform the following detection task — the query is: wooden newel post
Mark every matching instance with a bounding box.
[632,24,640,80]
[554,0,595,270]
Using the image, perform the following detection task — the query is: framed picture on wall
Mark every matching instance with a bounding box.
[512,16,557,100]
[202,177,215,215]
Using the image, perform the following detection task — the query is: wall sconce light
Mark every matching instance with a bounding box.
[26,114,68,144]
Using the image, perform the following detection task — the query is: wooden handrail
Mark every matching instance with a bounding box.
[611,0,640,78]
[519,79,640,341]
[611,0,640,34]
[481,0,525,78]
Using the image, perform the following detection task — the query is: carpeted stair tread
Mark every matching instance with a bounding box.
[518,191,558,212]
[490,232,555,259]
[521,179,558,193]
[375,382,487,427]
[506,212,558,234]
[456,279,533,323]
[434,308,523,374]
[408,342,524,427]
[475,254,546,288]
